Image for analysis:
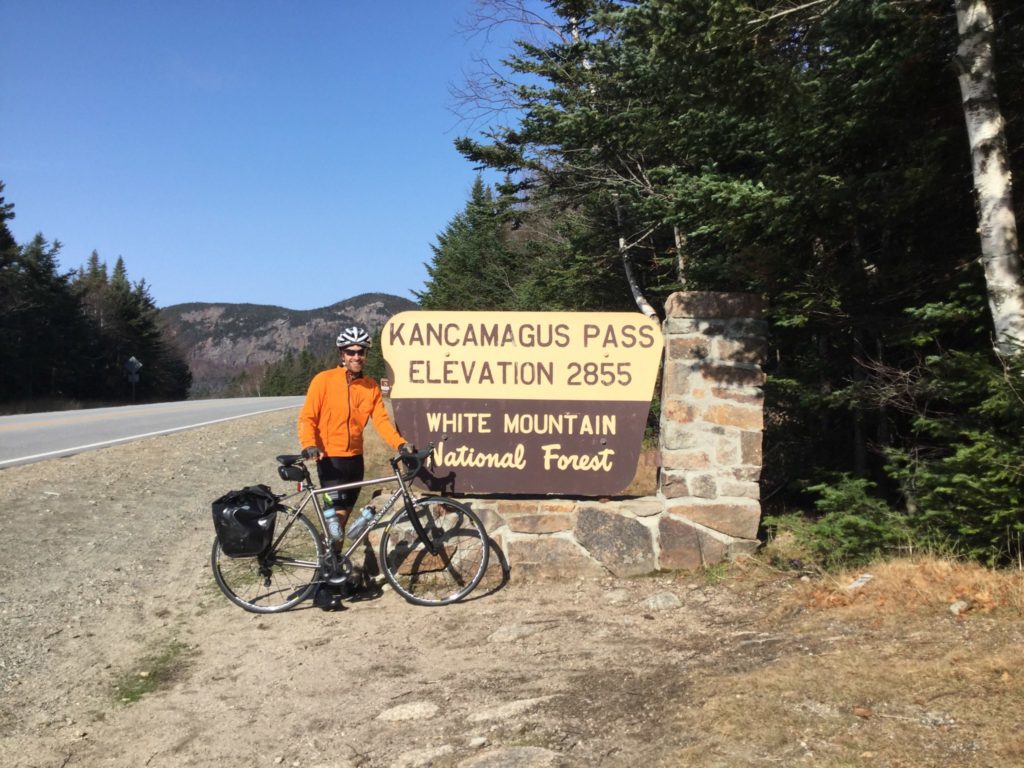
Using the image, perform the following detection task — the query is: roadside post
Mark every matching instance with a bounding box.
[125,356,143,402]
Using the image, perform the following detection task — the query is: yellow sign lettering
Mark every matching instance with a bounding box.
[541,443,616,472]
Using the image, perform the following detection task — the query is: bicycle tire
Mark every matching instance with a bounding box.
[379,497,489,606]
[211,511,323,613]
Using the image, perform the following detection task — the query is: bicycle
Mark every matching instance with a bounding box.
[210,443,490,613]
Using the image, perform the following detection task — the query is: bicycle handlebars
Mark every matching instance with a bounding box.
[391,442,436,481]
[276,439,442,483]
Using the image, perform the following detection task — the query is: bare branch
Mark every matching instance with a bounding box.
[747,0,838,26]
[460,0,572,46]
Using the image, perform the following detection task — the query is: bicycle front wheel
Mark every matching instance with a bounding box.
[211,511,323,613]
[380,497,490,606]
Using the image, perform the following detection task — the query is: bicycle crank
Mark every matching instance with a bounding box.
[323,552,354,586]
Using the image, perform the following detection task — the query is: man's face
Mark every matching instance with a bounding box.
[340,346,367,375]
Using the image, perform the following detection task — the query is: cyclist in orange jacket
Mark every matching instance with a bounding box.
[298,325,409,544]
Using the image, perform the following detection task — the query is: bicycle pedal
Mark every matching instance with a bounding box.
[312,588,337,610]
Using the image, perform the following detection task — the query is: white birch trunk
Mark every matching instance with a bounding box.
[612,196,657,318]
[954,0,1024,355]
[673,224,689,289]
[619,233,658,319]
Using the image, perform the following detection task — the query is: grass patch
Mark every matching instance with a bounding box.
[699,561,731,585]
[798,555,1024,617]
[729,548,1024,617]
[113,637,194,705]
[663,555,1024,766]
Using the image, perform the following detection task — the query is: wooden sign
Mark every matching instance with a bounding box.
[383,312,663,495]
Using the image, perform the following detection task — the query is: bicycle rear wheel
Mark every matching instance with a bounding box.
[211,511,322,613]
[380,497,489,606]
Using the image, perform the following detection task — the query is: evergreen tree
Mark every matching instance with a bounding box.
[2,235,93,400]
[0,184,190,406]
[449,0,1024,561]
[366,328,387,380]
[0,183,24,398]
[0,182,16,253]
[259,349,330,396]
[69,253,190,401]
[417,177,517,309]
[418,174,628,311]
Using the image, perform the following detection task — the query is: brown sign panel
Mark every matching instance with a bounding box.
[383,312,663,495]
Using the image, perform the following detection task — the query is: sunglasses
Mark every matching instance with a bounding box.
[341,348,367,357]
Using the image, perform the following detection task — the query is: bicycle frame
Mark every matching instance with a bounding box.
[268,451,439,581]
[211,441,491,612]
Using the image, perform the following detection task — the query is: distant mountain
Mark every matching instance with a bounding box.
[160,292,417,396]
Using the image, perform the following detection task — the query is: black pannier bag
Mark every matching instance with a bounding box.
[212,484,279,557]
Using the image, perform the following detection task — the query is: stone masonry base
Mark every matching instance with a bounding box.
[461,495,761,580]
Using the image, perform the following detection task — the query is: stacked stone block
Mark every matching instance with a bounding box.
[657,292,766,557]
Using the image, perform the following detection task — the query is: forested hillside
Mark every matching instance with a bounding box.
[0,177,413,404]
[0,183,191,408]
[417,0,1024,564]
[159,294,414,396]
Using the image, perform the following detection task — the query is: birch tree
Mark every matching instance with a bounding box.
[953,0,1024,355]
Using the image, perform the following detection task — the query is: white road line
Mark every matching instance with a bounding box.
[0,404,298,467]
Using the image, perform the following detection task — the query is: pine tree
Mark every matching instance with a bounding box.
[1,185,190,405]
[0,182,16,253]
[417,177,519,309]
[70,253,191,401]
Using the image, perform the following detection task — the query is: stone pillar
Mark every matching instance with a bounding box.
[657,292,766,562]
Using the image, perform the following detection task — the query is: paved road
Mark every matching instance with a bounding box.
[0,397,304,468]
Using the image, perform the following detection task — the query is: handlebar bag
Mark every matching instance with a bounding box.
[212,484,279,557]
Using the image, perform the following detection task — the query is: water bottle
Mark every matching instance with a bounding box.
[323,504,342,542]
[347,505,375,539]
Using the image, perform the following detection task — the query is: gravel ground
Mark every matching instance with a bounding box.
[2,407,1021,768]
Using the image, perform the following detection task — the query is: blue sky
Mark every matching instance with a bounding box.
[1,1,520,309]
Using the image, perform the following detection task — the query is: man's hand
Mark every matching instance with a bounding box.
[399,442,416,456]
[301,446,320,460]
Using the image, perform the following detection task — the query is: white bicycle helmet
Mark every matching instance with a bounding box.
[336,325,372,348]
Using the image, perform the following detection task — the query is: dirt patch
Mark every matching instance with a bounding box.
[1,409,1022,767]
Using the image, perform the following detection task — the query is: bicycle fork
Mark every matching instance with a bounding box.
[403,494,444,556]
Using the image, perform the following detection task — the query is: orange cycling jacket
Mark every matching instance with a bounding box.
[297,368,405,457]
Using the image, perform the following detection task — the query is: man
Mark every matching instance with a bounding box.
[298,325,408,545]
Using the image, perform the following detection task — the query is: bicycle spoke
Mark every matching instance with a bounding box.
[380,498,489,606]
[212,512,323,613]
